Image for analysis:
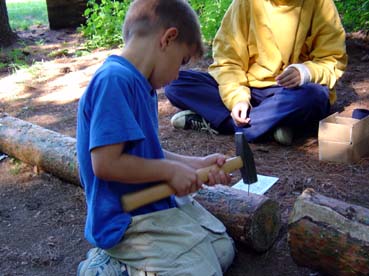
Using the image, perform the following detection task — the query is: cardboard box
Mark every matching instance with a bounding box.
[318,112,369,163]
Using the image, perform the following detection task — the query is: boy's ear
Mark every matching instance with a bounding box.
[160,27,179,49]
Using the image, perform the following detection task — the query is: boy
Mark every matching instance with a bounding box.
[76,0,235,275]
[165,0,347,146]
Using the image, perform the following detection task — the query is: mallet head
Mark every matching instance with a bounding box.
[235,132,258,184]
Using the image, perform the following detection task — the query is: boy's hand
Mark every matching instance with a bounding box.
[276,67,301,88]
[231,101,251,127]
[198,153,232,186]
[167,154,231,196]
[167,162,202,196]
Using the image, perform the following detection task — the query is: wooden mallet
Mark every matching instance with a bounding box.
[121,132,258,212]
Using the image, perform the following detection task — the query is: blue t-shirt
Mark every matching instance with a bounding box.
[77,55,176,249]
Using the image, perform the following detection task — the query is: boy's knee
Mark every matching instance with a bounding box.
[301,83,329,102]
[164,84,175,98]
[280,83,329,110]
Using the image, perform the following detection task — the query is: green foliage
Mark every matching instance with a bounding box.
[6,0,48,31]
[190,0,232,45]
[0,62,6,70]
[334,0,369,31]
[79,0,130,50]
[79,0,369,50]
[7,48,29,73]
[0,47,31,74]
[75,49,91,57]
[47,49,69,58]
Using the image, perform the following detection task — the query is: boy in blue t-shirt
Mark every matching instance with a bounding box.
[76,0,235,275]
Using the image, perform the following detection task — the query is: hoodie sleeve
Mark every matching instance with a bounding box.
[302,0,347,91]
[208,0,251,111]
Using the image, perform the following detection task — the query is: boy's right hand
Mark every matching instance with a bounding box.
[231,101,251,127]
[276,67,301,88]
[166,162,202,196]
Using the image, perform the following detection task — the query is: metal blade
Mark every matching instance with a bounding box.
[235,132,258,184]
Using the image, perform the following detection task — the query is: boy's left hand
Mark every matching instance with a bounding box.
[196,153,232,186]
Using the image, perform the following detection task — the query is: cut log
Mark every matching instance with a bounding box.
[0,113,79,185]
[288,188,369,276]
[195,185,281,252]
[0,114,281,251]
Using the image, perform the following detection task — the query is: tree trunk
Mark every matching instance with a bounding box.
[195,185,281,252]
[288,188,369,276]
[0,113,79,185]
[46,0,87,29]
[0,114,282,251]
[0,0,17,47]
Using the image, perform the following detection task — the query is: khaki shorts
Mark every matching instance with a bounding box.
[107,197,235,276]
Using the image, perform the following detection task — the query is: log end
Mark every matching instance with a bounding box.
[249,198,282,252]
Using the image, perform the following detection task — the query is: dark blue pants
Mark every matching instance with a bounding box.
[164,70,330,142]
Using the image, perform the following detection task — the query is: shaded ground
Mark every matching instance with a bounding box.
[0,26,369,276]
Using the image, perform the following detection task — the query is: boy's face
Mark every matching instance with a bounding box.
[149,33,193,89]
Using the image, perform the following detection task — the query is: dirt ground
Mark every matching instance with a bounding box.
[0,26,369,276]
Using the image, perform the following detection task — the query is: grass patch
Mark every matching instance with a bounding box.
[6,0,48,31]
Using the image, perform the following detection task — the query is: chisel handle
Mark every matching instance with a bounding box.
[121,156,243,212]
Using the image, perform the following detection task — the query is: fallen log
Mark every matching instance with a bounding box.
[0,113,281,251]
[195,185,281,252]
[0,113,79,185]
[288,188,369,276]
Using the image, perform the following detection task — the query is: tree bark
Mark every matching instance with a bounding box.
[195,185,281,252]
[0,0,17,47]
[288,188,369,276]
[0,114,282,251]
[46,0,87,29]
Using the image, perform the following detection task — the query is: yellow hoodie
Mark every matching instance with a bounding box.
[209,0,347,110]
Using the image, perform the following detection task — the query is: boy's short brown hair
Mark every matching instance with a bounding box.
[123,0,204,57]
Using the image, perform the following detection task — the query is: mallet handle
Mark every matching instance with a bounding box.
[121,156,243,212]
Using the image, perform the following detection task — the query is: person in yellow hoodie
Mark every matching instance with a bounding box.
[165,0,347,145]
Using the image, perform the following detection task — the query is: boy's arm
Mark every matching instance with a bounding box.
[91,143,212,196]
[302,0,347,90]
[92,143,170,184]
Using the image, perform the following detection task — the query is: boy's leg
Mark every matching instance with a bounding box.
[164,70,234,133]
[165,70,330,142]
[205,225,236,272]
[177,199,236,273]
[103,203,235,276]
[242,83,330,141]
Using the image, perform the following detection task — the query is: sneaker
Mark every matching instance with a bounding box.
[170,110,219,135]
[273,126,293,146]
[77,248,129,276]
